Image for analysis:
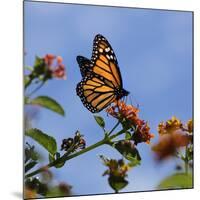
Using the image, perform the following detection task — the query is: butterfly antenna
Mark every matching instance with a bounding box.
[125,96,127,103]
[129,94,140,109]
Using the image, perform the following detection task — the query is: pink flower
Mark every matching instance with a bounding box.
[43,54,66,79]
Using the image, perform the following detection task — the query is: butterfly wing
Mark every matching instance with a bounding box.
[90,34,123,88]
[76,34,128,113]
[76,73,116,113]
[76,56,92,77]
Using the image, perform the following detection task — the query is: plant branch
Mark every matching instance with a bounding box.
[25,76,33,89]
[107,121,120,136]
[25,128,126,179]
[185,145,189,174]
[27,81,45,97]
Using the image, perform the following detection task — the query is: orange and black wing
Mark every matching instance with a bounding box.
[76,56,92,78]
[76,34,128,113]
[77,34,123,88]
[89,34,123,89]
[76,73,116,113]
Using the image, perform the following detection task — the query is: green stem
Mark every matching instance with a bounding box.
[25,76,33,89]
[27,81,45,97]
[107,121,120,136]
[25,66,33,72]
[185,145,189,174]
[109,129,125,140]
[25,128,126,179]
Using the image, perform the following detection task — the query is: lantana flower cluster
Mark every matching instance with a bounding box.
[44,54,66,80]
[106,100,154,145]
[152,116,193,161]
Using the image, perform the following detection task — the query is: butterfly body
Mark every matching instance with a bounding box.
[114,87,129,100]
[76,34,129,113]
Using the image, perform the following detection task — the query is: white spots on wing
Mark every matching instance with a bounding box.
[105,47,110,52]
[106,54,110,59]
[99,48,103,53]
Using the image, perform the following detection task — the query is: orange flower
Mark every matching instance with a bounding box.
[157,116,183,135]
[44,54,55,66]
[24,188,37,199]
[106,100,139,125]
[132,121,154,145]
[106,100,154,145]
[152,132,190,161]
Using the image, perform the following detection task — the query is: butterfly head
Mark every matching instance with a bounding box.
[121,88,130,97]
[115,88,129,100]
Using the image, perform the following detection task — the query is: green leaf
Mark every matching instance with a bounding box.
[24,96,30,104]
[25,128,57,155]
[94,115,105,129]
[46,184,71,197]
[108,176,128,193]
[114,140,141,166]
[49,153,55,163]
[25,66,33,72]
[24,76,32,89]
[25,144,39,163]
[125,131,132,140]
[28,96,65,116]
[34,56,46,74]
[157,173,193,189]
[25,161,38,173]
[127,155,141,167]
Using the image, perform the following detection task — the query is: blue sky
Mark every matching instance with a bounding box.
[24,1,193,196]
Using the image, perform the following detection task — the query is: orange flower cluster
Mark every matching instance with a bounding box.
[158,116,183,135]
[106,100,154,145]
[44,54,66,79]
[152,133,189,160]
[152,117,193,161]
[132,121,154,145]
[25,188,37,199]
[106,100,139,121]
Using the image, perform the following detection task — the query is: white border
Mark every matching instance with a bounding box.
[0,0,199,200]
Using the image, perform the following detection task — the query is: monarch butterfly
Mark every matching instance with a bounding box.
[76,34,129,113]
